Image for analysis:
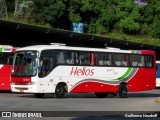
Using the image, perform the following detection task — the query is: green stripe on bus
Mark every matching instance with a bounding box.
[0,48,3,52]
[131,51,136,54]
[114,67,132,80]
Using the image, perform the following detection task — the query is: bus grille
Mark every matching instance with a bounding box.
[15,87,28,90]
[15,82,28,85]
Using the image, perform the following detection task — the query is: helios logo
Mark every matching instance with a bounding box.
[23,78,31,82]
[70,67,94,76]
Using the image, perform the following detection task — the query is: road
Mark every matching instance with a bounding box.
[0,89,160,119]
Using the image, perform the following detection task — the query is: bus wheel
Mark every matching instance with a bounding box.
[55,84,65,98]
[95,92,108,98]
[34,93,45,98]
[112,92,117,97]
[117,84,128,98]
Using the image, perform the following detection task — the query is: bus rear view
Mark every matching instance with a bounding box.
[0,45,16,90]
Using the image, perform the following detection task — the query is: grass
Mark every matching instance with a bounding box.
[107,32,160,46]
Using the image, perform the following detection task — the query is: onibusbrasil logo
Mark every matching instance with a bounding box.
[1,112,42,118]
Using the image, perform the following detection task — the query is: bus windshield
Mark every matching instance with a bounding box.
[12,51,38,76]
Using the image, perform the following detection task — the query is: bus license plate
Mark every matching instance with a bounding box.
[20,90,24,93]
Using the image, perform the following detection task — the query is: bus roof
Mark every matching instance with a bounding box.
[16,44,154,54]
[0,45,16,52]
[0,45,13,48]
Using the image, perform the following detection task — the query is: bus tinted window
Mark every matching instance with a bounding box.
[129,55,153,68]
[55,51,65,64]
[76,52,90,65]
[66,51,75,64]
[39,50,54,77]
[41,50,53,56]
[0,52,13,64]
[95,53,112,66]
[145,56,153,67]
[130,55,142,67]
[113,54,128,67]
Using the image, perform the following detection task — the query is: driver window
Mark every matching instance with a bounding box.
[39,50,54,77]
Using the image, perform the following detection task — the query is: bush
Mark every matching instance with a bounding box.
[150,20,160,38]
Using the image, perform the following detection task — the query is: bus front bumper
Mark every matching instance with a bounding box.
[11,85,36,93]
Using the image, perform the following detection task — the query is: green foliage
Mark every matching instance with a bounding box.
[119,17,140,33]
[68,0,82,22]
[31,0,66,27]
[141,23,151,35]
[151,19,160,38]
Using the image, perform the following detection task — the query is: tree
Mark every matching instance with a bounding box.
[31,0,66,28]
[0,0,8,18]
[68,0,82,22]
[115,0,146,34]
[14,0,18,15]
[151,20,160,38]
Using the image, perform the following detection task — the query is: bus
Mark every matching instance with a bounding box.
[0,45,16,90]
[156,61,160,87]
[11,43,156,98]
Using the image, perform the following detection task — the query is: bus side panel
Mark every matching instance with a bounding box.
[128,51,156,92]
[127,68,156,92]
[0,65,12,90]
[70,81,118,93]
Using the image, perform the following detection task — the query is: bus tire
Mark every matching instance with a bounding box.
[95,92,108,98]
[34,93,45,98]
[112,92,117,97]
[117,84,128,98]
[55,84,66,98]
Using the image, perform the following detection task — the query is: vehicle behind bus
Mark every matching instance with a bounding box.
[11,44,156,98]
[156,61,160,87]
[0,45,16,90]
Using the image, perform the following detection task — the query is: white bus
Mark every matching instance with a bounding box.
[11,43,156,98]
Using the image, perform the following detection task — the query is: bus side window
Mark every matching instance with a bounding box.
[132,62,137,66]
[66,51,74,64]
[56,51,65,64]
[7,53,14,65]
[94,54,99,65]
[39,50,54,77]
[145,56,153,67]
[0,53,3,57]
[7,57,13,65]
[39,57,51,77]
[76,52,90,65]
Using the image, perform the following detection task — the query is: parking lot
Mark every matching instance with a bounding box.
[0,89,160,120]
[0,89,160,111]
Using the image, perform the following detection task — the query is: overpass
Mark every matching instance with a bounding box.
[0,20,160,59]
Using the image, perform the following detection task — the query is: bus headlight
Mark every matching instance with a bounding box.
[11,82,15,85]
[27,82,36,85]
